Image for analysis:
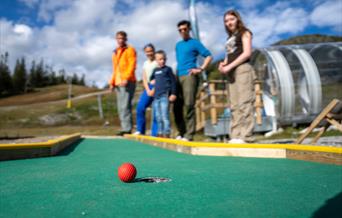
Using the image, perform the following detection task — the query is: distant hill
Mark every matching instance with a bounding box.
[273,34,342,45]
[0,84,99,107]
[207,34,342,81]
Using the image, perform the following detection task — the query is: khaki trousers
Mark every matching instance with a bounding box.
[228,63,256,141]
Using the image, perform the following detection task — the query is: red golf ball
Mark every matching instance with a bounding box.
[118,163,137,183]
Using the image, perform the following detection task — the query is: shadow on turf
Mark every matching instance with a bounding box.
[57,139,84,156]
[312,192,342,218]
[133,177,171,183]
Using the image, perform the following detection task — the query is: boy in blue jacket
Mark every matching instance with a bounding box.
[150,50,177,138]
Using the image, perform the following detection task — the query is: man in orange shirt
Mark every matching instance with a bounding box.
[109,31,137,136]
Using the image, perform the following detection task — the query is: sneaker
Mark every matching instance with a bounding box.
[245,137,255,143]
[175,135,183,140]
[228,138,246,144]
[116,131,131,136]
[133,131,141,135]
[181,137,189,141]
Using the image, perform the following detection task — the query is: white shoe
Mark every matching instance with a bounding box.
[133,131,141,135]
[181,137,189,141]
[175,136,183,140]
[228,138,246,144]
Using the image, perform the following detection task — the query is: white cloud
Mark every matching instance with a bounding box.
[0,19,36,67]
[13,24,33,39]
[18,0,40,8]
[2,0,341,88]
[310,0,342,32]
[274,8,309,34]
[238,0,264,9]
[37,0,73,23]
[244,2,309,47]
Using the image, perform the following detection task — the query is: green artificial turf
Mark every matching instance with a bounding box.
[0,138,341,218]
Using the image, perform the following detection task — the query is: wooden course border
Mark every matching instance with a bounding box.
[0,133,81,161]
[125,134,342,165]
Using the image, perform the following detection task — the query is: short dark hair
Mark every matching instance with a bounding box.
[155,50,166,58]
[177,20,191,28]
[143,43,155,51]
[116,31,127,38]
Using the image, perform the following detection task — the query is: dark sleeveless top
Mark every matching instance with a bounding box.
[226,31,250,64]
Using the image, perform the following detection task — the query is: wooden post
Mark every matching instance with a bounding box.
[196,99,201,130]
[209,83,217,125]
[254,80,263,125]
[200,91,206,128]
[66,79,72,109]
[97,94,104,119]
[296,99,340,144]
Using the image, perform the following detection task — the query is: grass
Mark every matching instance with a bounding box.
[0,84,99,106]
[0,126,120,138]
[0,84,340,141]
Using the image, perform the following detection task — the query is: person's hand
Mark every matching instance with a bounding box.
[150,79,155,85]
[218,61,226,69]
[109,84,115,92]
[188,68,202,75]
[119,80,128,87]
[169,94,176,102]
[147,89,154,97]
[219,64,232,74]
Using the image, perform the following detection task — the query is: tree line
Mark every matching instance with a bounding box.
[0,52,86,98]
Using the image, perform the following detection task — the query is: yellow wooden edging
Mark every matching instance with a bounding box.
[125,134,342,154]
[0,133,81,150]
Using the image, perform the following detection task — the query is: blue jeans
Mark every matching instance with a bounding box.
[136,84,158,136]
[153,95,170,135]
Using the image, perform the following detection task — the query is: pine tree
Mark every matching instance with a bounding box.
[28,60,36,88]
[48,70,58,85]
[42,64,51,86]
[79,74,85,86]
[71,73,79,84]
[35,60,45,87]
[57,69,66,84]
[0,52,13,97]
[12,57,27,93]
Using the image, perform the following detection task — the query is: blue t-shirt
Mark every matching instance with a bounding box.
[150,66,177,99]
[175,38,211,77]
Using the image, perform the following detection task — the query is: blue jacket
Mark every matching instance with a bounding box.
[150,66,177,99]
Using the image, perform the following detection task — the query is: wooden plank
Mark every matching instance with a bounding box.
[326,118,342,132]
[197,91,229,103]
[296,99,339,144]
[198,80,228,92]
[202,103,229,112]
[209,83,217,124]
[254,81,263,125]
[311,126,327,144]
[200,92,206,129]
[191,147,287,158]
[196,103,201,130]
[287,150,342,165]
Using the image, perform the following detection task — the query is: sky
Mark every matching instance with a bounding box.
[0,0,341,87]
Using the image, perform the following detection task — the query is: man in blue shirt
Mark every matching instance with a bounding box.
[174,20,212,141]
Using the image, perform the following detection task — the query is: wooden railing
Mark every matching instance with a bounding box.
[195,80,263,131]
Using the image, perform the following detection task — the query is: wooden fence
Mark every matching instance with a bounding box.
[195,80,263,131]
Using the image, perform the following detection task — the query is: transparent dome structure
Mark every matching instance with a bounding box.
[251,42,342,125]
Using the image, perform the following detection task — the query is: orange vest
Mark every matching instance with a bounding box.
[109,45,137,86]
